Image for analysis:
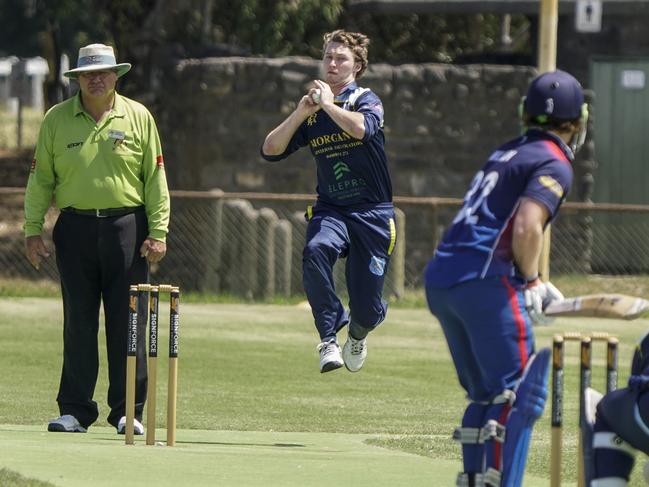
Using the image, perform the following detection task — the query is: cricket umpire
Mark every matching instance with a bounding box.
[23,43,170,434]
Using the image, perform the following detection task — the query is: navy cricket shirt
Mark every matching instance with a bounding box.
[262,82,392,207]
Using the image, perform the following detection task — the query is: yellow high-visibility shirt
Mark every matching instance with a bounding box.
[24,92,170,241]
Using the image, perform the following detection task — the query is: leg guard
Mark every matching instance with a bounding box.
[454,394,513,486]
[597,385,649,455]
[501,348,550,487]
[482,348,550,487]
[590,429,634,485]
[582,387,604,486]
[589,388,639,484]
[455,470,501,487]
[453,402,489,474]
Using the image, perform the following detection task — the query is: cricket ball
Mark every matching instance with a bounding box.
[311,89,321,104]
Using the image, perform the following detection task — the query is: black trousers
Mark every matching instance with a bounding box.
[52,209,149,428]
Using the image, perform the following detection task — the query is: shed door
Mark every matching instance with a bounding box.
[590,60,649,272]
[591,59,649,204]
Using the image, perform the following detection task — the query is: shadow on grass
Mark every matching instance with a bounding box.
[178,441,305,448]
[102,436,306,448]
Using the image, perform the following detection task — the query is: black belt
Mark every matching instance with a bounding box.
[60,206,144,218]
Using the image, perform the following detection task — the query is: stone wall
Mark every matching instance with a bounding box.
[3,58,595,202]
[157,58,540,198]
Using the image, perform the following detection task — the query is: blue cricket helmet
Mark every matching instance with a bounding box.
[524,70,584,121]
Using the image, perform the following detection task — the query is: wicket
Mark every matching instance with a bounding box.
[125,284,180,446]
[550,331,618,487]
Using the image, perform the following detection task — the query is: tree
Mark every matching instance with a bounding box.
[0,0,107,107]
[0,0,532,106]
[344,12,532,64]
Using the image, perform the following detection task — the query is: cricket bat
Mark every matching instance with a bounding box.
[545,293,649,320]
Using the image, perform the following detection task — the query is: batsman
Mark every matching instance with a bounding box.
[424,70,588,486]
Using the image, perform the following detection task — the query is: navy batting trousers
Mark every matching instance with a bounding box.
[302,202,396,342]
[425,276,534,401]
[52,208,149,429]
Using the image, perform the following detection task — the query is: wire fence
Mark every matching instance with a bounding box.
[0,106,41,151]
[3,187,649,298]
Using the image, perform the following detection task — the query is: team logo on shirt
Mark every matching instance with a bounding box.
[333,161,350,180]
[539,175,563,198]
[307,113,318,126]
[369,256,386,276]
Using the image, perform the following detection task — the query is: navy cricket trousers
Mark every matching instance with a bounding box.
[302,202,396,342]
[52,208,149,429]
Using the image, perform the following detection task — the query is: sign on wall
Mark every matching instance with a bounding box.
[621,70,646,90]
[575,0,602,33]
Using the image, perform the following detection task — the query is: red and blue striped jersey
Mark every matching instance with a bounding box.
[425,129,574,287]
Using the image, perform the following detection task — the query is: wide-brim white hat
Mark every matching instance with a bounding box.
[63,43,131,79]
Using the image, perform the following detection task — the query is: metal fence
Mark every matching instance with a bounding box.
[3,187,649,298]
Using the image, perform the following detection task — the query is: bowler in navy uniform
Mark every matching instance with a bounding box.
[261,30,396,374]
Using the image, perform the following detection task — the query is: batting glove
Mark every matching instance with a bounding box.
[524,278,564,325]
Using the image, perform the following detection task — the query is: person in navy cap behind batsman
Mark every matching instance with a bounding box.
[583,329,649,485]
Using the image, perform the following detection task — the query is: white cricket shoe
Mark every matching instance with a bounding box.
[342,334,367,372]
[47,414,87,433]
[317,340,344,373]
[117,416,145,435]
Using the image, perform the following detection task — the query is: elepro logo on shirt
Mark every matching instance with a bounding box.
[333,161,350,180]
[327,160,366,197]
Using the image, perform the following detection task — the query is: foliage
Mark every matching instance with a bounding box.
[0,0,111,105]
[178,0,345,58]
[345,12,532,64]
[0,0,533,104]
[242,0,342,57]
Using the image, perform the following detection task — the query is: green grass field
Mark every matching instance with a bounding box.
[0,297,647,486]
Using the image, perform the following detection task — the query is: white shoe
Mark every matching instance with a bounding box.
[117,416,144,435]
[317,340,344,373]
[342,334,367,372]
[47,414,87,433]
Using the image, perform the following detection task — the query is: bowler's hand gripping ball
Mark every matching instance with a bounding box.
[311,89,321,104]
